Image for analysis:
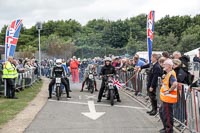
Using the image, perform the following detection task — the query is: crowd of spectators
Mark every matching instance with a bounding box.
[0,56,40,96]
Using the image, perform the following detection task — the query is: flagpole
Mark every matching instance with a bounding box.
[4,27,7,97]
[38,29,41,77]
[36,22,42,77]
[147,13,149,63]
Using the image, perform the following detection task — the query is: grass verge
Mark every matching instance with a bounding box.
[0,80,43,128]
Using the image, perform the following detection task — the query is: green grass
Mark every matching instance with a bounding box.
[0,80,43,128]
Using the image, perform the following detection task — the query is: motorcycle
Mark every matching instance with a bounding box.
[103,74,117,106]
[86,70,95,94]
[55,77,62,100]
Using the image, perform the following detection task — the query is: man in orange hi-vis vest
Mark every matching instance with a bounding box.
[159,59,178,133]
[70,56,80,83]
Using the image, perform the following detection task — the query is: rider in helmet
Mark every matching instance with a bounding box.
[48,59,71,99]
[80,64,98,92]
[97,57,121,102]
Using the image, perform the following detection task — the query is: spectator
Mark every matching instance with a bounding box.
[173,59,188,84]
[159,59,177,133]
[133,55,145,67]
[193,54,200,63]
[172,51,181,59]
[2,56,18,99]
[70,56,80,83]
[139,53,162,116]
[24,60,32,86]
[162,51,170,60]
[173,51,190,72]
[16,59,25,91]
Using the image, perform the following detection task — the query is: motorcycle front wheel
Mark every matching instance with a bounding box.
[110,89,114,106]
[56,86,61,101]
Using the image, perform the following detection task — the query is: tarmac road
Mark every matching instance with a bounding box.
[25,79,162,133]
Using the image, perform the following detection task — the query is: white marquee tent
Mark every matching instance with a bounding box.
[184,47,200,61]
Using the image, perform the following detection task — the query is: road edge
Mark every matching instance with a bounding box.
[0,77,49,133]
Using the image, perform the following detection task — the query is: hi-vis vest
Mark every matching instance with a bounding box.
[160,70,177,103]
[2,61,18,79]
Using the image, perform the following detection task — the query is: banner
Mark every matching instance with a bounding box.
[5,19,23,60]
[147,11,155,63]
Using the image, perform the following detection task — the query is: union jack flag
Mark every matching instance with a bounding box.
[5,19,23,60]
[112,78,123,90]
[147,11,155,63]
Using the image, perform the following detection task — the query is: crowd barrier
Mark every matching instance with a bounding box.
[0,68,40,96]
[16,68,39,89]
[117,62,200,133]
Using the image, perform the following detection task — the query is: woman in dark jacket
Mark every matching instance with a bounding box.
[173,59,188,84]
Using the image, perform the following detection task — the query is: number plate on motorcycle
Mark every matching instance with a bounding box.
[108,83,113,86]
[56,78,61,83]
[89,74,93,79]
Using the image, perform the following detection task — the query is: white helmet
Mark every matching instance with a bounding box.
[104,57,112,62]
[56,59,62,67]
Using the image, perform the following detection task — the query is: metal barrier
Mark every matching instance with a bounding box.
[0,68,40,95]
[17,68,39,88]
[117,69,200,133]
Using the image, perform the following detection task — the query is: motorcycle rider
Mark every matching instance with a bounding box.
[97,57,121,102]
[80,64,98,92]
[48,59,71,99]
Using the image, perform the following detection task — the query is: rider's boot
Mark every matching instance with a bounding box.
[66,90,71,98]
[116,94,121,102]
[80,82,85,92]
[48,91,52,99]
[94,81,98,91]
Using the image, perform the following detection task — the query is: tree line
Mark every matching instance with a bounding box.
[0,14,200,58]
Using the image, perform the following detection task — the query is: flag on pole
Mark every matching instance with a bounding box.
[147,11,155,63]
[5,19,23,60]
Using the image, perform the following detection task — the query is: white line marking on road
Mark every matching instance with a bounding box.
[85,95,96,100]
[48,99,146,110]
[81,101,105,120]
[79,95,82,99]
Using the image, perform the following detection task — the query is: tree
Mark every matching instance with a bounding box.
[45,34,76,59]
[126,31,138,55]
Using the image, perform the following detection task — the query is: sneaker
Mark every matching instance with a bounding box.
[80,89,83,92]
[69,90,72,92]
[95,89,98,92]
[48,96,52,99]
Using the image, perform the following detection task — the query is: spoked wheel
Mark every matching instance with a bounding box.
[89,81,94,94]
[110,89,114,106]
[56,87,61,101]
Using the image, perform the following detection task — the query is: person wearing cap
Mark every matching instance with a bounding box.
[48,59,71,99]
[97,57,121,102]
[159,59,177,133]
[70,56,80,83]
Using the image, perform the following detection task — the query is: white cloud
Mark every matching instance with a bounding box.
[0,0,199,30]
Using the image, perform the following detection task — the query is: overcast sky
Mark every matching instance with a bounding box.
[0,0,199,30]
